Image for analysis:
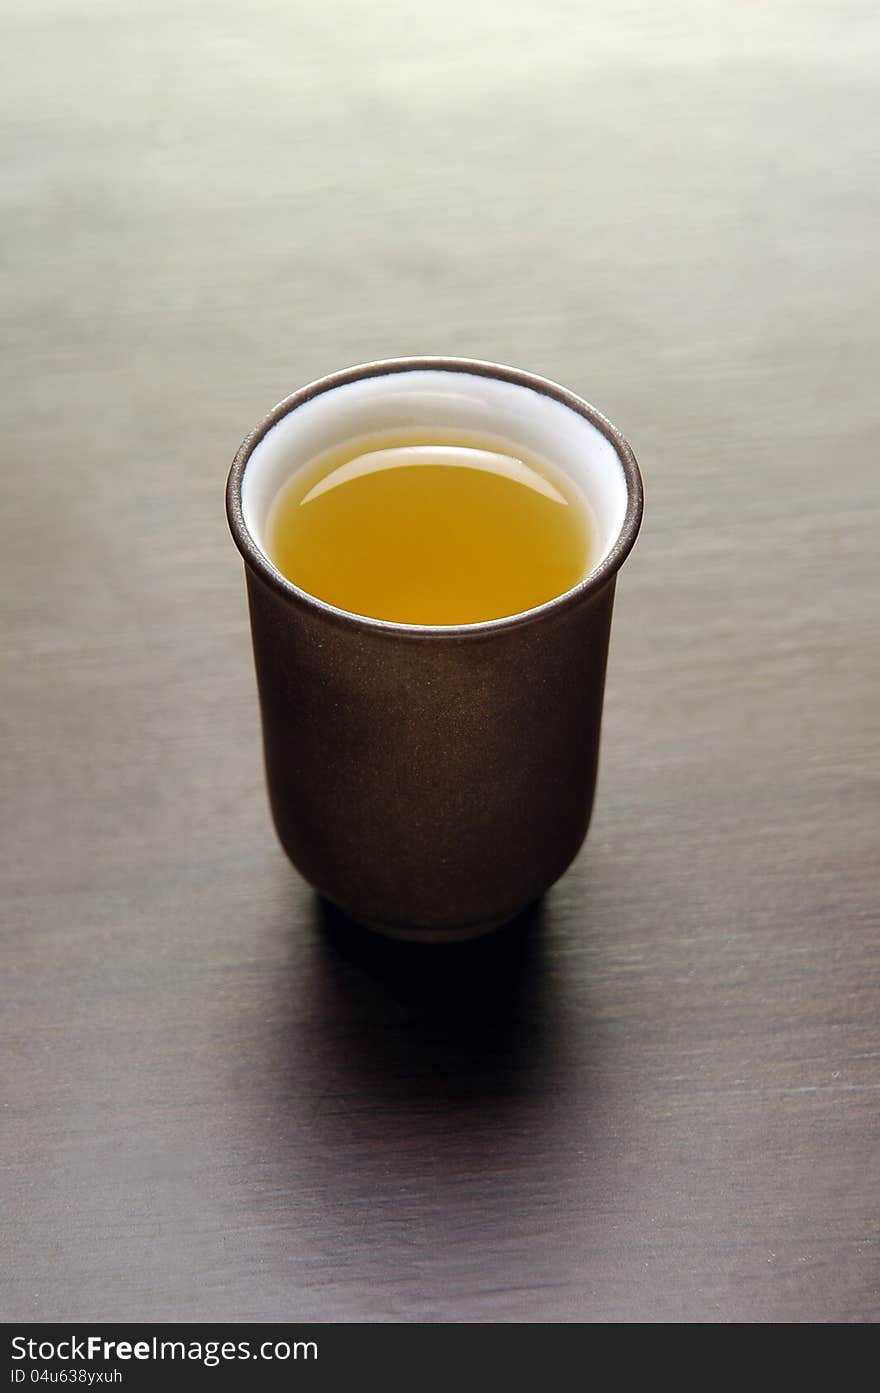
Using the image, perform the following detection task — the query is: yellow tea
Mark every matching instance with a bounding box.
[267,429,592,624]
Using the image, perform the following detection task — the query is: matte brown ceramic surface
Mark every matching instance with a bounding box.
[227,358,643,938]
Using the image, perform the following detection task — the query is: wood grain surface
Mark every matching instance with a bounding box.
[2,0,878,1323]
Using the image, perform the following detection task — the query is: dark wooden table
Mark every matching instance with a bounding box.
[3,2,877,1323]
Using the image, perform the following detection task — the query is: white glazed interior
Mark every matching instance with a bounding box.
[241,369,629,616]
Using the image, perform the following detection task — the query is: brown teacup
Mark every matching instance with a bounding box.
[226,358,643,941]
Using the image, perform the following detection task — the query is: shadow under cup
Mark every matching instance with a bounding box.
[226,358,643,942]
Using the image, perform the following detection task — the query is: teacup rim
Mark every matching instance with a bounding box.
[226,356,643,639]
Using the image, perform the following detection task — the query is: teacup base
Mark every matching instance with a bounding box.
[355,910,520,944]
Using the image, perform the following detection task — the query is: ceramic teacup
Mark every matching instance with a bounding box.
[227,358,643,941]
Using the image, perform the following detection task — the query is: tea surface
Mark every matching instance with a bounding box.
[267,430,592,624]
